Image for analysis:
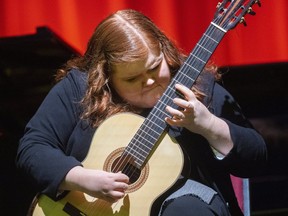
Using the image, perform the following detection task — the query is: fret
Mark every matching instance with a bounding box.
[127,144,149,159]
[190,53,206,64]
[203,33,219,44]
[140,120,163,139]
[125,145,147,164]
[125,140,154,164]
[149,109,169,123]
[136,129,158,146]
[159,92,175,106]
[157,98,172,109]
[127,140,157,165]
[137,119,164,141]
[183,62,201,73]
[196,43,212,54]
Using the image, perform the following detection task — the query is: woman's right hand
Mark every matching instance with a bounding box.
[60,166,130,203]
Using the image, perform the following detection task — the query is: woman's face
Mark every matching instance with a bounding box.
[111,52,171,108]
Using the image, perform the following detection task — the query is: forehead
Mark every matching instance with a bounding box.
[112,52,163,77]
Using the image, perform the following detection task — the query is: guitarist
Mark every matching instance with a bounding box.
[17,9,267,216]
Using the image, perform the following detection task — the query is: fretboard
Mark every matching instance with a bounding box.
[123,23,226,168]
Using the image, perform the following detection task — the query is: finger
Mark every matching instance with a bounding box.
[110,191,126,200]
[165,106,183,119]
[175,84,195,100]
[116,172,130,183]
[165,116,178,125]
[174,113,185,120]
[101,189,126,203]
[115,182,129,192]
[173,98,193,111]
[186,101,194,110]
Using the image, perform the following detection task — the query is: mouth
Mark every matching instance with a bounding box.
[142,85,163,94]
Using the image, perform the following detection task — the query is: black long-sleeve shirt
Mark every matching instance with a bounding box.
[16,69,267,215]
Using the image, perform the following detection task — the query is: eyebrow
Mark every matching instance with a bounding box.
[147,52,163,69]
[114,52,164,79]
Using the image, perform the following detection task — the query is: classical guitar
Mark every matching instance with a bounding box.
[29,0,261,215]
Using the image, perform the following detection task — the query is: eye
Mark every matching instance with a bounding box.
[125,76,138,83]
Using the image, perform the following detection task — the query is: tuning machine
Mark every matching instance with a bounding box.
[247,7,256,15]
[240,17,247,26]
[255,0,261,7]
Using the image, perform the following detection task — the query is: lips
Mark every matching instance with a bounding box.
[142,85,163,94]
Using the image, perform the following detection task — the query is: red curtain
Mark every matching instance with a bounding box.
[2,0,284,211]
[1,0,287,66]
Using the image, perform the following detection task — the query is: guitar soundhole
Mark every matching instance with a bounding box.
[103,147,149,193]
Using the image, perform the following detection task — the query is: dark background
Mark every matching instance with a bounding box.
[1,27,287,215]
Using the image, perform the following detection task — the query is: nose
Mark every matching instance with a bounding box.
[143,74,155,86]
[142,72,156,87]
[145,77,155,86]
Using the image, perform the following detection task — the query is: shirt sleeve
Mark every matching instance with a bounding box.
[210,83,267,177]
[16,70,87,198]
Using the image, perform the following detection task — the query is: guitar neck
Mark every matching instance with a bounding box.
[173,23,227,89]
[124,23,227,168]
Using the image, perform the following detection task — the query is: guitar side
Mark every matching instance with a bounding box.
[30,113,184,216]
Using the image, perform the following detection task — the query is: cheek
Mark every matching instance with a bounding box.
[162,73,171,84]
[111,76,136,97]
[114,83,140,99]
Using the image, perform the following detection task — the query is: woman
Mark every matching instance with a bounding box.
[17,9,267,215]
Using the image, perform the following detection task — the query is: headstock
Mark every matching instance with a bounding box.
[213,0,261,31]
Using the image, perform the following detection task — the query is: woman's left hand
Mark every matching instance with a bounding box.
[165,84,233,155]
[165,84,215,136]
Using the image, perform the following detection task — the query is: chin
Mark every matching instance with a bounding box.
[135,102,156,109]
[131,96,159,108]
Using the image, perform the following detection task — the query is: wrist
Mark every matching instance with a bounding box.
[60,166,84,191]
[200,116,233,155]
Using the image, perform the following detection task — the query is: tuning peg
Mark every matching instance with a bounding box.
[255,0,261,7]
[240,17,247,26]
[248,7,256,15]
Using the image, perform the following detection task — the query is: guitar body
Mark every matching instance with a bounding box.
[30,113,184,216]
[29,1,261,215]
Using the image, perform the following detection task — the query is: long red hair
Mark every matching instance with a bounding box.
[55,9,218,127]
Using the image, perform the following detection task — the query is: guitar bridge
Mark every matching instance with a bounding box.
[63,202,87,216]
